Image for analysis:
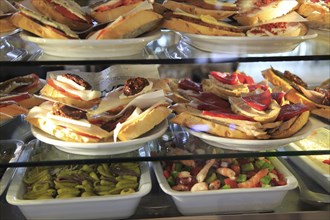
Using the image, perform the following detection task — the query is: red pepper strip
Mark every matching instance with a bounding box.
[236,72,254,85]
[242,89,272,111]
[210,71,239,85]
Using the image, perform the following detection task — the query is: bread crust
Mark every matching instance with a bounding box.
[163,0,236,20]
[117,105,171,141]
[262,68,292,92]
[10,12,70,39]
[271,110,310,139]
[162,17,245,36]
[94,10,163,39]
[90,2,142,23]
[0,16,16,33]
[170,111,255,139]
[234,0,299,26]
[202,79,247,100]
[31,0,92,31]
[0,102,28,121]
[40,84,100,109]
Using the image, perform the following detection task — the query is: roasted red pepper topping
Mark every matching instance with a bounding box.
[248,84,268,92]
[236,72,254,85]
[242,89,272,111]
[178,78,202,93]
[210,71,239,85]
[276,103,309,121]
[322,159,330,165]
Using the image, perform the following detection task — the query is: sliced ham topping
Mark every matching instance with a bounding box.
[191,92,230,108]
[178,78,202,93]
[276,103,309,121]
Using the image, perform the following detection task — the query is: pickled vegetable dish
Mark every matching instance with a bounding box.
[162,157,287,191]
[23,162,141,199]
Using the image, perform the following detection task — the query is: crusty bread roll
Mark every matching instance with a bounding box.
[234,0,299,26]
[31,0,92,31]
[0,101,28,121]
[162,14,245,36]
[89,9,163,39]
[40,84,100,110]
[117,103,171,141]
[262,68,293,92]
[297,1,330,30]
[25,102,112,143]
[246,22,308,37]
[285,88,330,119]
[163,0,237,20]
[170,111,256,139]
[90,1,143,23]
[0,16,16,33]
[10,12,75,39]
[271,110,310,139]
[229,98,281,123]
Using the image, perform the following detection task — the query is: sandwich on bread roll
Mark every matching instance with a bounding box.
[0,0,17,33]
[202,71,260,100]
[162,11,245,36]
[162,0,238,20]
[262,67,330,120]
[90,77,170,116]
[0,92,45,109]
[40,73,101,109]
[88,3,162,39]
[296,0,330,30]
[89,0,145,23]
[26,101,112,143]
[0,101,29,121]
[30,0,93,31]
[246,22,308,37]
[170,90,310,139]
[0,73,45,94]
[234,0,299,26]
[112,101,171,141]
[10,4,79,39]
[165,78,202,103]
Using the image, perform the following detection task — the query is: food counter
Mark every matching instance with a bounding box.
[1,0,330,219]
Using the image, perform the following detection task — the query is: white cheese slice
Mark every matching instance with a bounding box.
[51,79,101,101]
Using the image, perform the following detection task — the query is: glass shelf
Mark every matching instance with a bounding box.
[1,30,329,65]
[1,116,329,168]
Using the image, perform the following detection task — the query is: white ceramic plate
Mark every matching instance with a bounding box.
[186,117,322,151]
[31,120,168,155]
[20,30,161,58]
[178,31,318,54]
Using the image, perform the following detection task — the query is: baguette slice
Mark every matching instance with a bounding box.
[234,0,299,26]
[89,9,163,39]
[116,103,171,141]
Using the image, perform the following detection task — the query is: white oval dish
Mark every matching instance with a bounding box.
[20,30,161,58]
[31,120,168,155]
[186,117,323,151]
[178,31,318,54]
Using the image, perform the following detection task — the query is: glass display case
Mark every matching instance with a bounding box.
[0,26,329,220]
